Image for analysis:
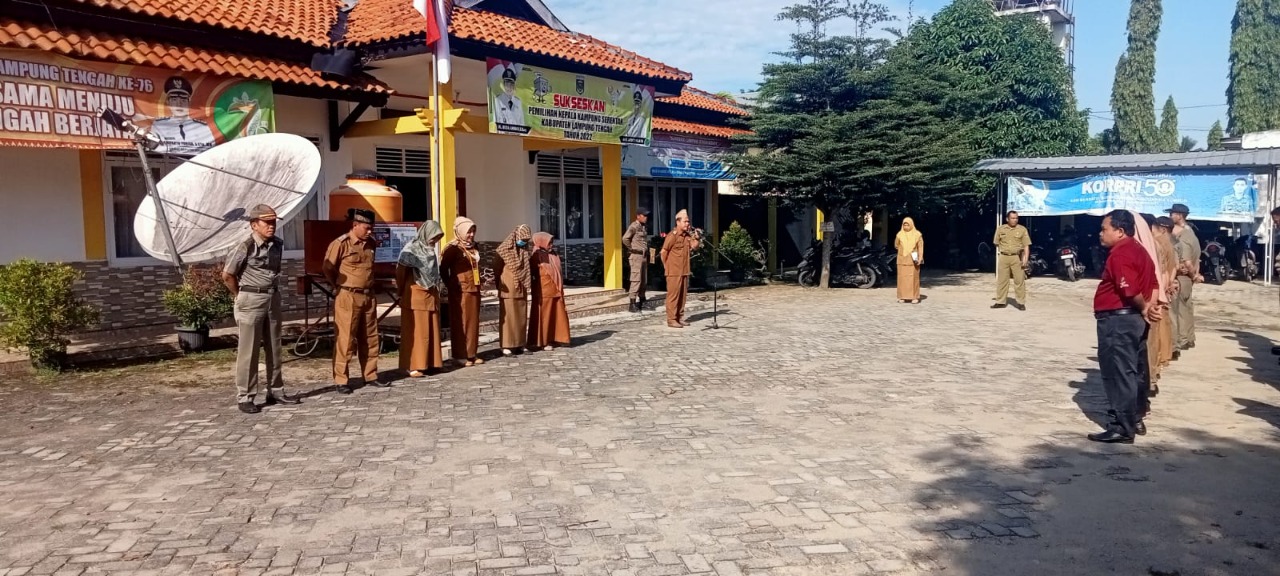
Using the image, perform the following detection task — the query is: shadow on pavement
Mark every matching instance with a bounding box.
[1221,329,1280,393]
[910,428,1280,576]
[571,330,616,347]
[1233,398,1280,433]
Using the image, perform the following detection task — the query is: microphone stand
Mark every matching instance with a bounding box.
[695,230,735,331]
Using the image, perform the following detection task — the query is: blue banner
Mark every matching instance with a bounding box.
[622,132,733,180]
[1007,170,1261,223]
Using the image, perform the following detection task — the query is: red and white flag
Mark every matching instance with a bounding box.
[413,0,453,83]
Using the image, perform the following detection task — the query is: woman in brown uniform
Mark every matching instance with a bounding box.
[894,217,923,304]
[395,220,445,377]
[494,224,532,356]
[440,217,483,367]
[527,232,570,350]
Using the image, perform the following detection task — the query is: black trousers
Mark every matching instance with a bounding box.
[1097,313,1149,435]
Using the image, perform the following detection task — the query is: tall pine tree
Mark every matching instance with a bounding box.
[1109,0,1162,153]
[1208,120,1225,150]
[1226,0,1280,135]
[1157,95,1179,152]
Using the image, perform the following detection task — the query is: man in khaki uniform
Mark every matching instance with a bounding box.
[992,210,1031,310]
[323,208,388,393]
[222,205,300,414]
[622,207,651,312]
[1167,203,1200,356]
[661,209,700,328]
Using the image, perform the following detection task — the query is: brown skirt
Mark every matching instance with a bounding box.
[448,291,480,360]
[528,297,570,348]
[896,264,920,300]
[499,297,529,349]
[399,308,443,372]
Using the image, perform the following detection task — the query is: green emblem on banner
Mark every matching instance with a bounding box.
[213,81,275,141]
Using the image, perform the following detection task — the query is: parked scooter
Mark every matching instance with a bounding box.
[798,240,879,289]
[1228,233,1260,282]
[1200,237,1231,285]
[1055,242,1087,282]
[1025,246,1051,277]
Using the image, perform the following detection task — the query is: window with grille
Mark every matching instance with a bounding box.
[376,147,431,175]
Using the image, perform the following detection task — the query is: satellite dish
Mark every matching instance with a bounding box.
[133,133,322,264]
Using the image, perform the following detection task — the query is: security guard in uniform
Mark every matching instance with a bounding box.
[323,208,388,393]
[622,207,651,312]
[1167,203,1200,355]
[992,210,1031,310]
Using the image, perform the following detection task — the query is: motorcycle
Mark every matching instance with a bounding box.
[798,240,879,289]
[1200,238,1231,285]
[1025,246,1051,277]
[1229,234,1260,282]
[1055,242,1087,282]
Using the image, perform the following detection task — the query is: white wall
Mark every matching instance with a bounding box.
[456,132,536,242]
[0,147,85,263]
[274,95,350,219]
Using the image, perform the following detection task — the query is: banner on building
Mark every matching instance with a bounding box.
[1007,170,1262,223]
[486,57,653,146]
[623,132,733,180]
[0,48,274,155]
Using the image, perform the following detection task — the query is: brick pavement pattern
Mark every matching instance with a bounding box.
[2,276,1279,575]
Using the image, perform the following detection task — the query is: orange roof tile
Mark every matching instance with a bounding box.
[659,86,748,116]
[70,0,339,46]
[0,18,390,95]
[345,2,692,82]
[653,117,751,140]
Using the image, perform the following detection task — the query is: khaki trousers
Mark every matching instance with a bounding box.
[629,254,647,301]
[334,289,379,385]
[665,275,688,324]
[233,290,283,403]
[1172,277,1195,349]
[995,254,1027,303]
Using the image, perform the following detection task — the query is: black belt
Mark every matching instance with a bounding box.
[1095,308,1139,320]
[239,285,275,294]
[629,250,646,255]
[340,286,373,294]
[999,252,1022,256]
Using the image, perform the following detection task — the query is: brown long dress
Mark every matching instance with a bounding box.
[494,225,532,350]
[527,234,570,348]
[395,265,443,372]
[1150,233,1177,383]
[894,223,922,301]
[440,242,481,361]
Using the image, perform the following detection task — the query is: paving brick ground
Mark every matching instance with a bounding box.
[2,274,1279,576]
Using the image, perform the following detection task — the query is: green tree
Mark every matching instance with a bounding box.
[1208,120,1226,150]
[1109,0,1162,153]
[1179,135,1198,152]
[1158,95,1179,152]
[1227,0,1280,135]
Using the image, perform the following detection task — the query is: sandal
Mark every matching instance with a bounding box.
[408,370,425,378]
[472,358,485,365]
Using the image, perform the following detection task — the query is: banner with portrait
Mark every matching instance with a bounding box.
[486,57,653,146]
[1007,170,1262,223]
[622,132,733,180]
[0,48,274,155]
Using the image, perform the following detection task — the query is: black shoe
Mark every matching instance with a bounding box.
[1012,302,1026,311]
[1135,421,1147,436]
[1087,429,1134,444]
[238,402,260,414]
[336,385,353,395]
[1271,345,1280,356]
[1148,384,1159,398]
[990,303,1007,309]
[369,380,392,388]
[265,394,301,406]
[1172,350,1181,361]
[628,301,640,313]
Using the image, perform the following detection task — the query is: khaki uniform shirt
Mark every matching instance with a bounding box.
[323,234,377,289]
[622,220,648,256]
[661,232,695,277]
[224,233,282,290]
[1175,227,1201,275]
[994,224,1031,255]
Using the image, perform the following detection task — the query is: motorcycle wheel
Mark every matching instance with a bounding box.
[1243,255,1257,282]
[1212,264,1227,285]
[1065,264,1077,282]
[798,268,818,287]
[852,265,877,289]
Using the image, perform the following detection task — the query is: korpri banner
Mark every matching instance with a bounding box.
[622,132,733,180]
[1007,170,1261,222]
[0,48,274,155]
[486,57,653,146]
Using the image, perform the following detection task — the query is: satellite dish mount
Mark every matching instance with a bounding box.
[99,107,185,270]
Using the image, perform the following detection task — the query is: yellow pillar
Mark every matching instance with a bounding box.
[601,145,624,289]
[430,81,459,243]
[78,150,107,260]
[815,208,825,241]
[767,197,778,275]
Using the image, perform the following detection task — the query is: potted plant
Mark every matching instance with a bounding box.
[0,259,100,370]
[162,265,234,353]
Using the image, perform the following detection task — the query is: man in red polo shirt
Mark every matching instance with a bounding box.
[1089,210,1161,444]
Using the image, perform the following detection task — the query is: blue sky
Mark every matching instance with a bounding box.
[549,0,1233,145]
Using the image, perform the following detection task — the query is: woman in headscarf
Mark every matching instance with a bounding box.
[494,224,533,356]
[527,232,570,350]
[894,217,923,304]
[440,217,483,367]
[395,220,445,377]
[1131,211,1168,412]
[1146,214,1178,397]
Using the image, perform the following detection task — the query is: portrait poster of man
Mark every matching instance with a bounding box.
[1218,176,1256,216]
[485,58,654,146]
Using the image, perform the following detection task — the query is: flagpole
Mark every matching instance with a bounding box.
[430,57,442,221]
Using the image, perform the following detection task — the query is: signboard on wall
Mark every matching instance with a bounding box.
[373,223,419,263]
[622,132,733,180]
[0,48,274,154]
[486,57,653,146]
[1007,170,1262,222]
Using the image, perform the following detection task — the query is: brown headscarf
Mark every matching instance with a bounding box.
[532,232,563,294]
[496,224,533,291]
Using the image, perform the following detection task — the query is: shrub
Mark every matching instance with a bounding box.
[719,221,765,278]
[0,259,100,370]
[162,265,234,329]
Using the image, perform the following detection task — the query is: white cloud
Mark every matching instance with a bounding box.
[547,0,926,94]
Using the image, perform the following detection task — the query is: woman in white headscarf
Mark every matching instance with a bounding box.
[440,217,483,367]
[395,220,445,377]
